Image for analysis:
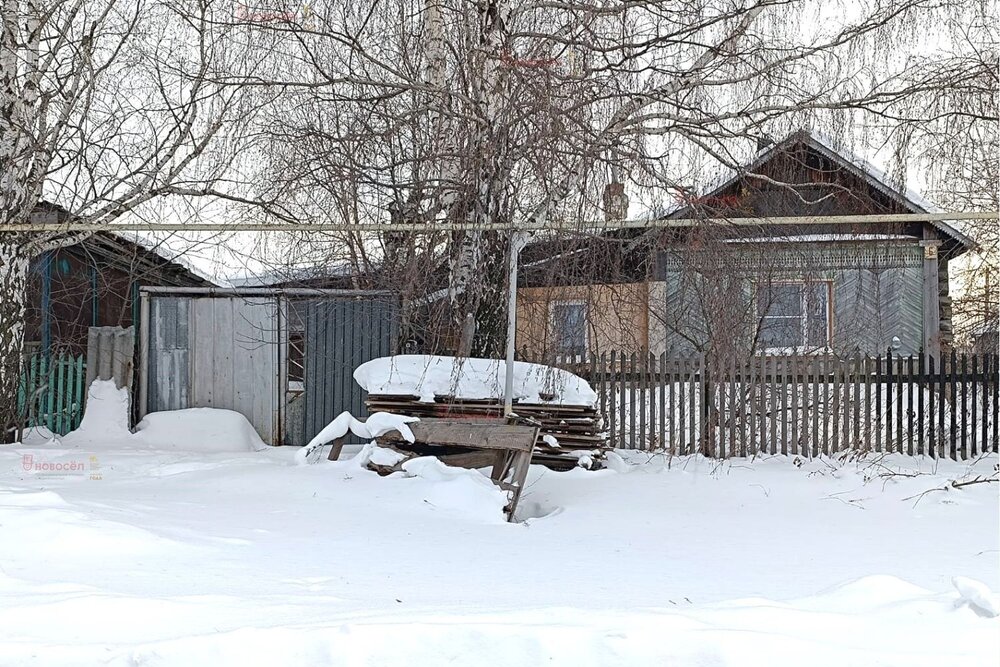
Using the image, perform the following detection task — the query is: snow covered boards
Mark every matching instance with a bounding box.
[349,418,538,522]
[365,394,605,470]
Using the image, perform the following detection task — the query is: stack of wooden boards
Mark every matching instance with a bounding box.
[365,394,608,470]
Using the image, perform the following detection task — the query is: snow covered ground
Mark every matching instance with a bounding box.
[1,429,997,665]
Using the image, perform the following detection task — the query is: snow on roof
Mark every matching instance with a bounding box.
[661,129,974,249]
[225,262,355,288]
[354,355,598,407]
[725,233,916,244]
[107,231,218,285]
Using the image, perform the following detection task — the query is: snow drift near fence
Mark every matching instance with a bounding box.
[49,380,266,453]
[354,355,598,406]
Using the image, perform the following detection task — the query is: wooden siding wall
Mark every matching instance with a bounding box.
[655,244,926,356]
[516,283,649,359]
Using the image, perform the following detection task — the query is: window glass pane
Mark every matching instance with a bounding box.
[806,284,830,347]
[759,317,802,349]
[758,284,803,317]
[552,303,586,354]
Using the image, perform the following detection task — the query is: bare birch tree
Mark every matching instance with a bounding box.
[0,1,266,439]
[247,0,972,357]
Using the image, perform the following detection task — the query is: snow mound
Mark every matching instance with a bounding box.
[60,380,131,446]
[953,577,1000,617]
[18,425,58,446]
[354,355,597,406]
[134,409,267,453]
[401,457,509,522]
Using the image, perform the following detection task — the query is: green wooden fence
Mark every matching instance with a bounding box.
[18,352,87,435]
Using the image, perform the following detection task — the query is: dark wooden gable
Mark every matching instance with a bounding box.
[678,140,910,218]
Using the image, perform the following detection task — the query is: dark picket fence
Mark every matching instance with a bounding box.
[540,350,999,459]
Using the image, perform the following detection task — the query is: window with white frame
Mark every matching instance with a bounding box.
[550,301,588,358]
[756,281,831,351]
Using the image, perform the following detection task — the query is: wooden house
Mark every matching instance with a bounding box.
[25,231,213,356]
[515,130,974,363]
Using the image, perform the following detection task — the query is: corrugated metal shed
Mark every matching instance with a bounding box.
[139,287,398,445]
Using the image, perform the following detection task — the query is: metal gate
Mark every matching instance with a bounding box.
[142,293,282,443]
[302,296,398,445]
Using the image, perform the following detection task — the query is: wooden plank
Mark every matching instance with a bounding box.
[751,357,760,455]
[668,355,676,452]
[393,420,539,452]
[938,351,947,458]
[638,350,647,450]
[981,354,989,455]
[629,351,637,449]
[658,352,667,453]
[960,352,969,459]
[907,355,915,456]
[928,353,936,457]
[735,358,743,457]
[43,356,54,433]
[863,355,873,451]
[619,351,628,449]
[874,354,883,453]
[808,357,820,457]
[73,354,85,430]
[791,355,800,456]
[766,356,775,456]
[896,354,904,455]
[599,352,607,431]
[916,352,925,456]
[727,356,736,458]
[678,357,687,454]
[831,357,841,456]
[949,349,958,459]
[697,354,707,456]
[971,354,978,458]
[886,351,895,452]
[755,356,765,456]
[608,350,617,448]
[57,354,66,434]
[993,353,999,453]
[775,359,789,456]
[820,356,829,457]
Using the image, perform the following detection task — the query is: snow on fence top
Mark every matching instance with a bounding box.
[354,355,598,407]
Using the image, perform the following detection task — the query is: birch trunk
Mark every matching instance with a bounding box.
[0,238,30,441]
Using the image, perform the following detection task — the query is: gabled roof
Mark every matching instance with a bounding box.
[31,202,215,286]
[668,129,973,250]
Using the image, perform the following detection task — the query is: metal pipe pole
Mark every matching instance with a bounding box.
[503,231,527,417]
[2,211,995,233]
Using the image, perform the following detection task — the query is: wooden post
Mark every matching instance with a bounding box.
[918,352,926,456]
[971,354,978,457]
[608,350,617,447]
[696,354,706,456]
[920,240,942,363]
[961,352,969,459]
[791,355,800,456]
[928,353,936,457]
[658,352,667,452]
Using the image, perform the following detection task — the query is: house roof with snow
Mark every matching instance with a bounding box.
[661,129,974,250]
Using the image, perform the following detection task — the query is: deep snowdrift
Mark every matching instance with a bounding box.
[0,437,996,665]
[56,380,266,452]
